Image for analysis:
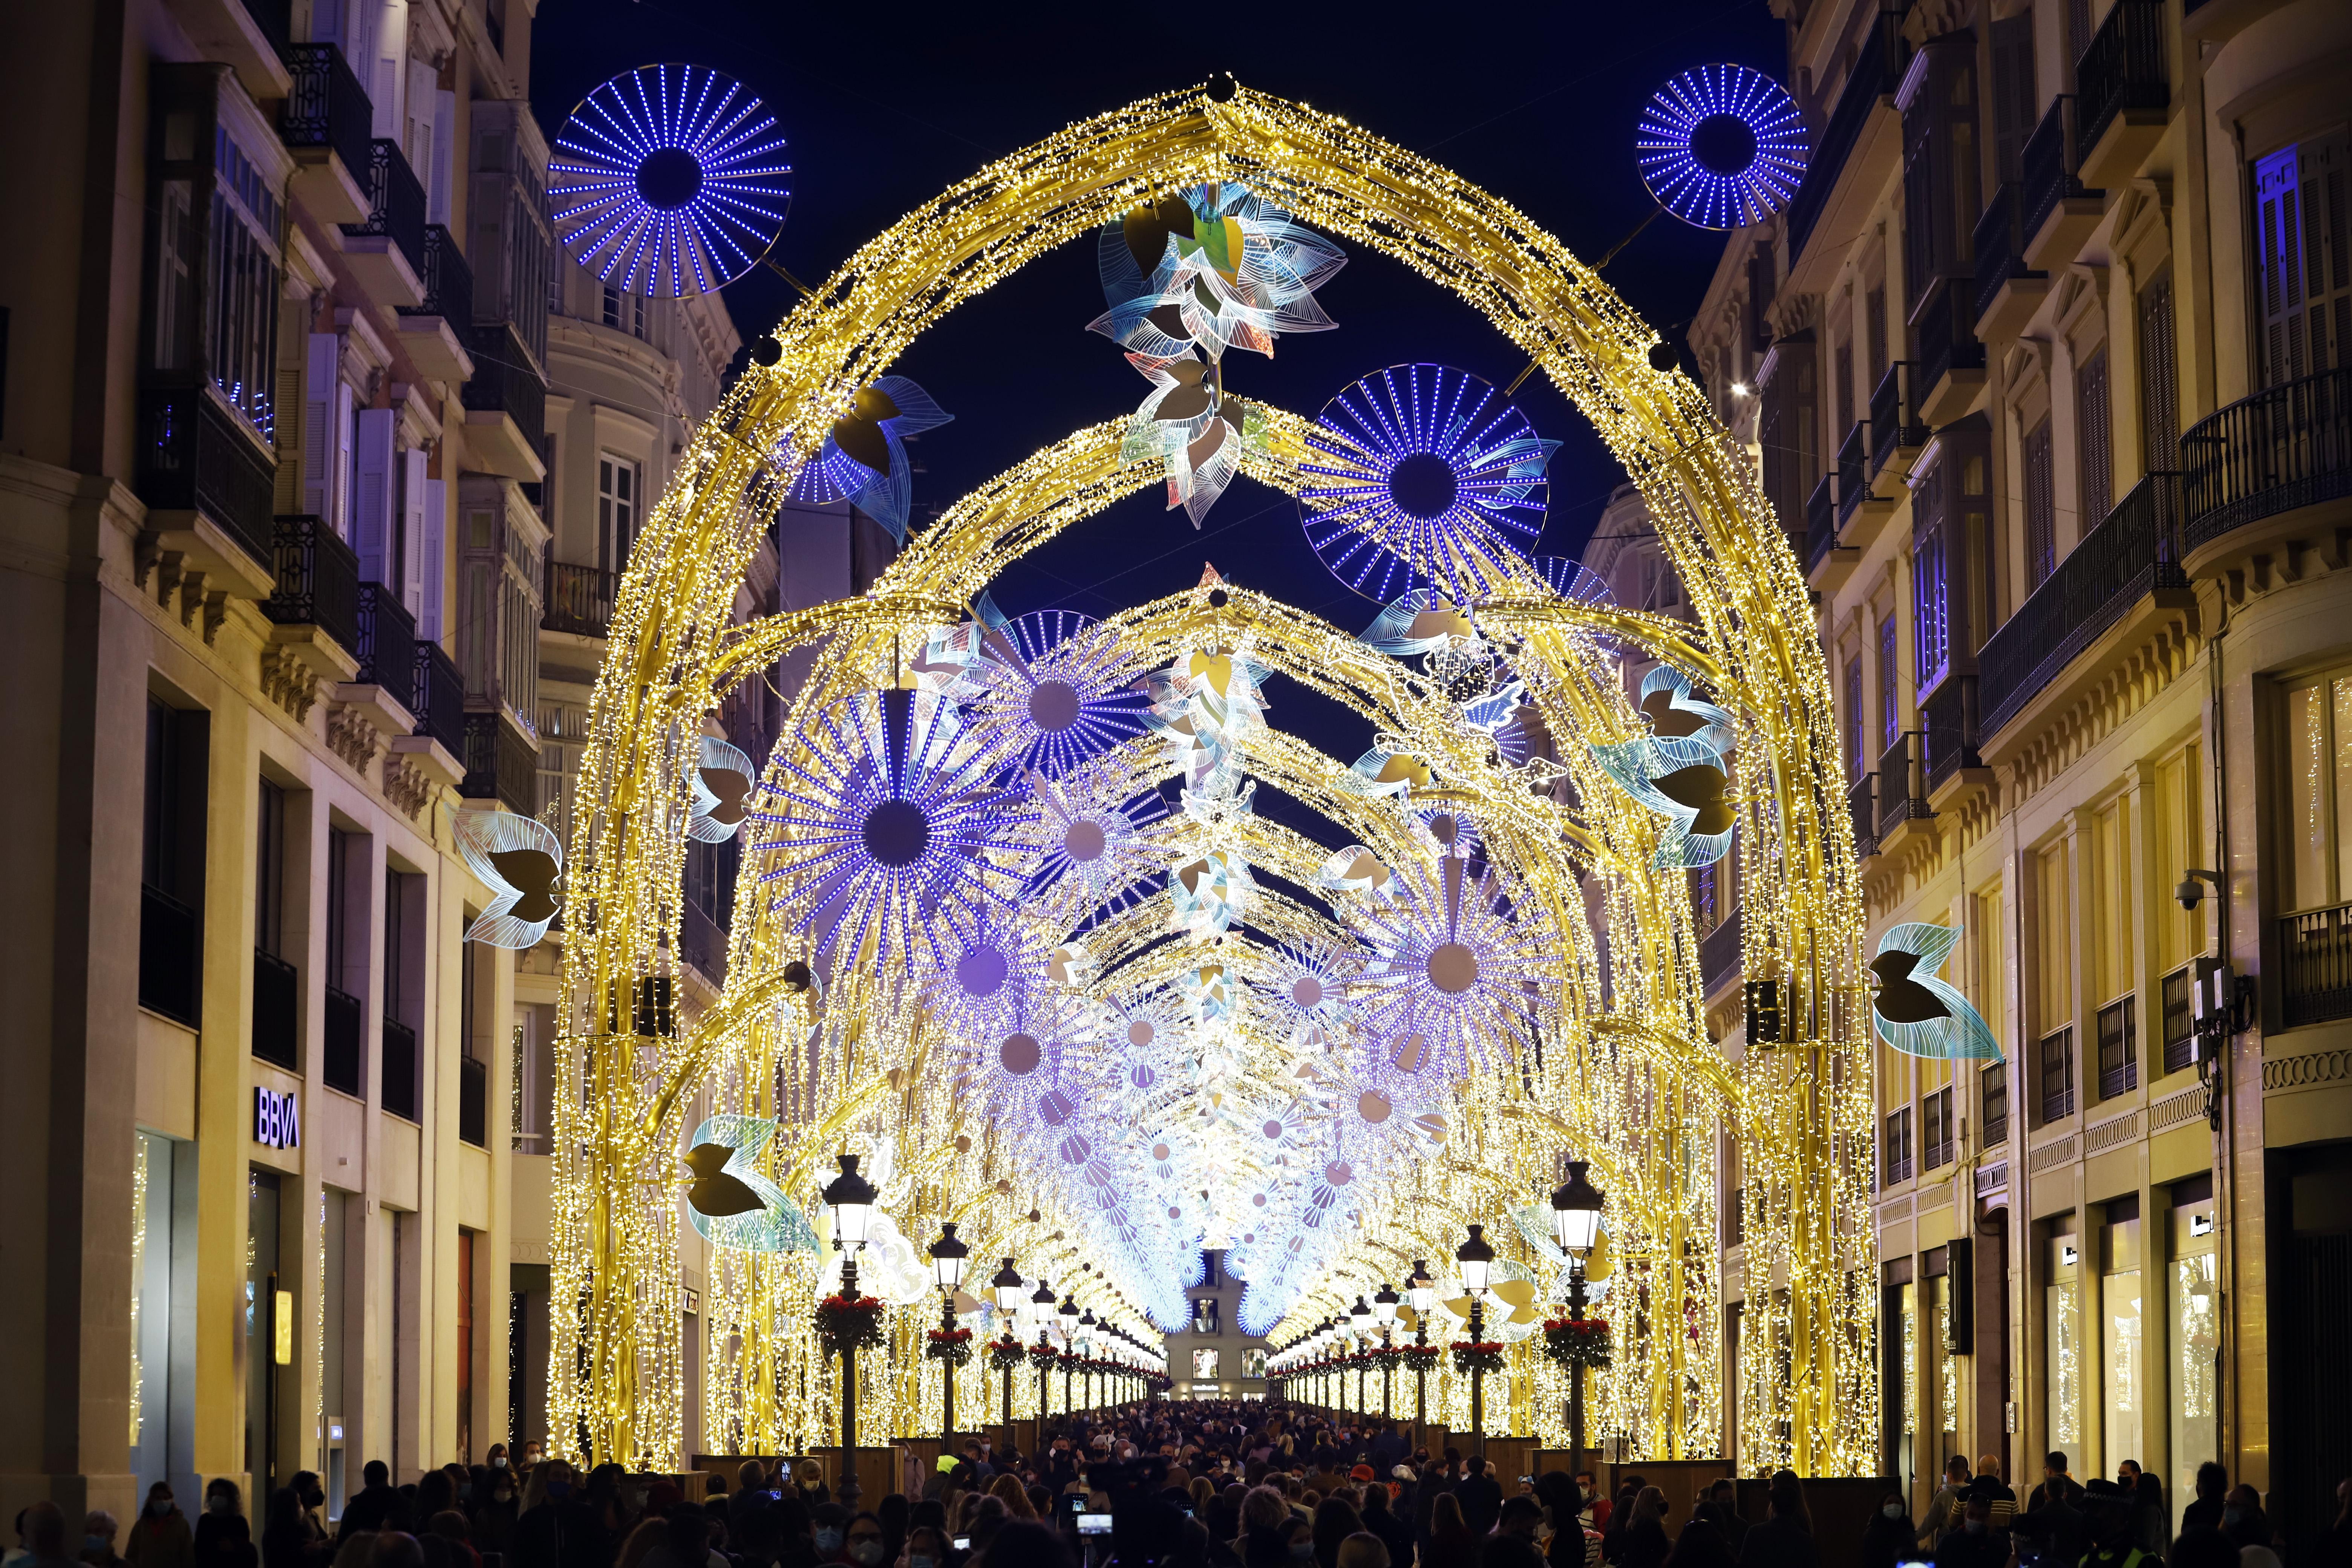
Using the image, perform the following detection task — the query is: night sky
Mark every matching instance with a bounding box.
[530,0,1785,812]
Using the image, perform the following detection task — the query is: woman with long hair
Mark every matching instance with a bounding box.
[1422,1493,1478,1568]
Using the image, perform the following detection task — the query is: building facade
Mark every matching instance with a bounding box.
[1678,0,2352,1533]
[1163,1250,1270,1403]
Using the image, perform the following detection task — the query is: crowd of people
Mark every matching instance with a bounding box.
[9,1409,2349,1568]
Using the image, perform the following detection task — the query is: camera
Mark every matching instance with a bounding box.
[2176,867,2220,911]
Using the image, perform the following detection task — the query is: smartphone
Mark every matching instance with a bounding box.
[952,1538,970,1551]
[1077,1514,1113,1536]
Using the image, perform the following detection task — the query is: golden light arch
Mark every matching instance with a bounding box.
[549,82,1876,1473]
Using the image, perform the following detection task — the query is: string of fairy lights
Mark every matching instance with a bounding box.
[542,82,1877,1475]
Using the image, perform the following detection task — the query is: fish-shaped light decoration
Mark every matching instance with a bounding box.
[1870,923,2003,1061]
[681,1115,818,1255]
[456,809,564,949]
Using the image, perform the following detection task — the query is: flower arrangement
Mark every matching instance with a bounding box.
[988,1336,1028,1372]
[1540,1317,1614,1370]
[1400,1344,1441,1374]
[1027,1340,1061,1369]
[925,1325,975,1366]
[1449,1340,1505,1375]
[815,1294,886,1357]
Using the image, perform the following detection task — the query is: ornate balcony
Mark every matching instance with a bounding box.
[1788,11,1907,262]
[2180,367,2352,556]
[263,515,362,657]
[1972,184,2047,340]
[2076,0,2168,185]
[460,320,548,481]
[543,558,617,639]
[1870,363,1925,476]
[1836,421,1871,526]
[1916,278,1986,424]
[412,642,466,757]
[2021,97,2100,270]
[1848,773,1877,859]
[1876,733,1928,837]
[394,225,476,383]
[278,44,373,224]
[2282,902,2352,1029]
[461,712,539,816]
[1921,674,1981,793]
[354,582,417,697]
[134,388,279,592]
[1979,472,2185,740]
[339,139,427,306]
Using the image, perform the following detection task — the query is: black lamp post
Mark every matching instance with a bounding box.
[1057,1295,1080,1413]
[822,1154,876,1485]
[1030,1278,1056,1418]
[1372,1283,1400,1418]
[1079,1310,1098,1410]
[1550,1159,1608,1468]
[1350,1296,1373,1412]
[1456,1225,1495,1456]
[1408,1260,1435,1445]
[928,1222,968,1451]
[992,1257,1023,1426]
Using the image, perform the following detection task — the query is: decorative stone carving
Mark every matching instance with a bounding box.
[327,701,384,772]
[260,645,320,721]
[383,753,434,821]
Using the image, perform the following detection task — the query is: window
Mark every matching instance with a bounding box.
[2138,268,2180,469]
[2251,133,2350,388]
[1899,35,1981,305]
[2024,415,2056,586]
[598,454,640,573]
[383,870,419,1121]
[2161,966,2196,1075]
[1878,618,1899,752]
[323,829,363,1096]
[2283,675,2352,913]
[141,697,208,1026]
[601,285,622,330]
[1191,1348,1221,1379]
[2041,1026,2076,1122]
[1914,516,1949,688]
[1241,1347,1267,1380]
[1845,654,1866,781]
[2086,797,2132,1016]
[1883,1107,1914,1185]
[253,778,297,1068]
[2035,837,2073,1069]
[2098,996,2138,1099]
[2077,345,2112,530]
[1981,1060,2010,1146]
[1922,1085,1955,1169]
[1759,336,1818,536]
[1866,282,1888,392]
[1834,333,1855,437]
[1972,885,2007,1059]
[1990,14,2038,184]
[1191,1298,1220,1336]
[459,937,487,1148]
[1913,425,1998,659]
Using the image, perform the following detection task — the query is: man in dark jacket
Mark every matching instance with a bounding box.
[1456,1460,1505,1538]
[2026,1455,2085,1516]
[1694,1481,1748,1557]
[338,1465,400,1540]
[1484,1497,1548,1568]
[1932,1497,2004,1568]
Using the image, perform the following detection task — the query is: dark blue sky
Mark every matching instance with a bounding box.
[531,0,1785,788]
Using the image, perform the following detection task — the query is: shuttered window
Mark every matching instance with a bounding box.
[1759,334,1817,537]
[2254,133,2351,388]
[2138,267,2181,469]
[1991,14,2038,184]
[2077,345,2112,530]
[2025,415,2057,587]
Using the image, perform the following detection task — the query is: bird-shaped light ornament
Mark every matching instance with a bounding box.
[786,377,952,543]
[687,734,756,842]
[1317,844,1398,903]
[680,1115,819,1255]
[1437,1260,1547,1343]
[1591,665,1739,868]
[1870,923,2004,1061]
[1358,590,1476,657]
[1507,1202,1615,1307]
[456,809,564,949]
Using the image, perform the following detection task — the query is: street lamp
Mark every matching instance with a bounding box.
[928,1222,968,1450]
[1372,1283,1400,1418]
[1408,1260,1435,1443]
[1078,1309,1098,1410]
[992,1258,1023,1426]
[1029,1277,1055,1420]
[1551,1159,1608,1467]
[822,1154,877,1484]
[1350,1296,1373,1413]
[1057,1294,1080,1414]
[1457,1224,1496,1455]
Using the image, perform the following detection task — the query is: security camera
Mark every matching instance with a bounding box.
[2176,868,2221,912]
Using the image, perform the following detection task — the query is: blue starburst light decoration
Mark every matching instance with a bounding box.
[784,377,952,544]
[1636,64,1808,231]
[747,688,1031,974]
[549,64,793,298]
[1299,364,1560,603]
[959,609,1152,778]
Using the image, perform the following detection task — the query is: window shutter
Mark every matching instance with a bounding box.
[419,477,445,642]
[2137,268,2180,469]
[352,409,395,585]
[333,382,355,538]
[302,334,338,520]
[2077,345,2112,530]
[400,446,429,616]
[431,90,457,227]
[2254,134,2350,388]
[1991,15,2037,184]
[2024,416,2056,586]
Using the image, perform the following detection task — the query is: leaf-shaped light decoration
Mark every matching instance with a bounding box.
[1342,744,1433,799]
[1317,844,1396,902]
[1087,182,1345,364]
[1634,665,1735,767]
[687,735,756,843]
[1591,741,1738,867]
[1871,922,2004,1061]
[455,809,564,949]
[785,376,952,543]
[681,1115,818,1255]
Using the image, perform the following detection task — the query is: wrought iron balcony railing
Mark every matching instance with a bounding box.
[1921,674,1981,790]
[1788,10,1909,260]
[1978,472,2184,738]
[1917,276,1985,395]
[279,44,372,184]
[2181,367,2352,552]
[343,138,427,279]
[263,514,362,656]
[2078,0,2168,157]
[1848,772,1877,859]
[2282,901,2352,1029]
[2020,96,2087,246]
[1807,473,1839,573]
[355,582,416,697]
[398,224,473,327]
[460,319,547,449]
[1870,363,1924,474]
[412,641,466,756]
[1972,182,2040,323]
[462,712,539,816]
[1836,421,1871,525]
[543,559,617,639]
[135,389,277,569]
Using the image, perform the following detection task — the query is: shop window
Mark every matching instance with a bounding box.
[2103,1204,2144,1478]
[2251,133,2350,389]
[2169,1189,2221,1523]
[2046,1235,2081,1455]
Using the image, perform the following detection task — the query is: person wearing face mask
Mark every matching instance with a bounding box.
[470,1469,520,1559]
[484,1449,510,1478]
[339,1468,400,1544]
[259,1491,309,1568]
[1860,1492,1914,1568]
[2221,1487,2274,1556]
[79,1512,126,1568]
[829,1515,885,1568]
[193,1484,256,1568]
[1932,1499,2001,1568]
[124,1488,192,1568]
[803,1508,849,1567]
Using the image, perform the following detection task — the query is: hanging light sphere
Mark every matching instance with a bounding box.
[1635,64,1808,231]
[550,63,793,297]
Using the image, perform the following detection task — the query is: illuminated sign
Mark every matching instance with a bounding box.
[254,1087,300,1149]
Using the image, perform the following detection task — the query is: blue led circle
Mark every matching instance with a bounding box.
[1297,364,1559,603]
[550,63,793,298]
[1636,64,1808,231]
